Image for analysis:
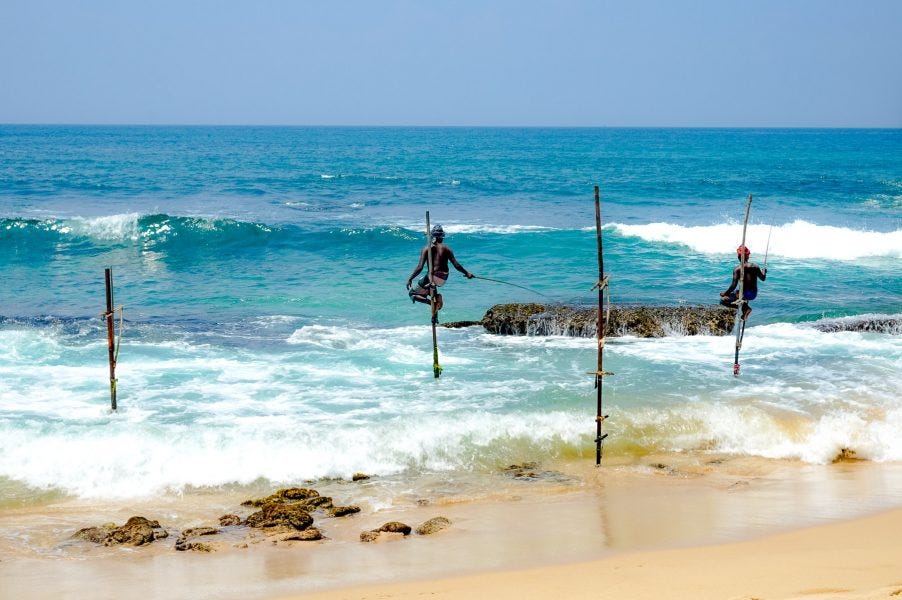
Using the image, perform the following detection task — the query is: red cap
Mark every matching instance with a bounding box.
[736,245,751,257]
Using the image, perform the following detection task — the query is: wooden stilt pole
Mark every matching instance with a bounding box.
[733,194,753,376]
[425,211,442,378]
[104,268,117,411]
[591,186,611,465]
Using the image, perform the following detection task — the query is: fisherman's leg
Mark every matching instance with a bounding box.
[720,291,738,308]
[742,303,752,320]
[409,275,434,304]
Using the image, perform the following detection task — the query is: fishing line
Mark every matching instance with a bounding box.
[472,275,550,298]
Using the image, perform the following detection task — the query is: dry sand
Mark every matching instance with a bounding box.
[290,507,902,600]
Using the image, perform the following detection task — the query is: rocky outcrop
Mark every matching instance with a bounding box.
[460,303,736,337]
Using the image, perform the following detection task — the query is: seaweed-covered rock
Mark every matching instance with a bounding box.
[245,503,314,531]
[415,517,451,535]
[477,303,736,338]
[480,303,547,335]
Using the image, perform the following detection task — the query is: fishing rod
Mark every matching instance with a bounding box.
[763,224,773,272]
[472,276,549,298]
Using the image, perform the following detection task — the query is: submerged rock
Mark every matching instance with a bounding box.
[463,303,736,337]
[501,462,574,483]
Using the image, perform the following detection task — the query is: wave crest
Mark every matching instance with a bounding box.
[613,220,901,260]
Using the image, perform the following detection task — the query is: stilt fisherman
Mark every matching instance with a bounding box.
[406,224,474,319]
[720,245,767,320]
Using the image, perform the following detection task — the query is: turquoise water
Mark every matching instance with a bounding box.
[0,126,900,499]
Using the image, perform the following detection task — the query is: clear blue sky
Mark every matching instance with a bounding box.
[1,0,900,126]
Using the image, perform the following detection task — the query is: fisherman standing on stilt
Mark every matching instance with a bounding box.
[720,245,767,320]
[406,224,474,322]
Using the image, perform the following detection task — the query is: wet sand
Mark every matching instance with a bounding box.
[2,456,901,600]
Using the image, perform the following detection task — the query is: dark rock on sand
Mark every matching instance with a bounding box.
[245,503,314,531]
[242,487,320,507]
[326,505,361,518]
[74,516,169,547]
[352,473,370,481]
[450,303,736,337]
[175,527,220,552]
[377,521,411,535]
[218,514,242,526]
[415,517,451,535]
[360,521,412,542]
[274,527,324,542]
[73,523,117,544]
[359,530,380,543]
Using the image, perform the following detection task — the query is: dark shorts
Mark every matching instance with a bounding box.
[409,272,447,300]
[725,289,757,303]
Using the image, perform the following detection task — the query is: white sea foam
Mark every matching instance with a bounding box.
[398,222,558,235]
[63,213,143,241]
[612,220,902,260]
[2,321,900,498]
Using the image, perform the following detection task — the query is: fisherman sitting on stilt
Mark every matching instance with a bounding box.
[720,245,767,320]
[406,224,475,321]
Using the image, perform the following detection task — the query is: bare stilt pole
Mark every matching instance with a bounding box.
[104,268,117,411]
[590,186,611,465]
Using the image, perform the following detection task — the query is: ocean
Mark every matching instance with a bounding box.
[1,125,900,511]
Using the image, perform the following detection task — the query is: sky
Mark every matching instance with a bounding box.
[1,0,900,127]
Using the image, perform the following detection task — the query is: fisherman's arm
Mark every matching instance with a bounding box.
[448,250,474,279]
[722,267,740,295]
[758,266,767,281]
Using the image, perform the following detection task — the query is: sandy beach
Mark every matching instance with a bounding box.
[293,507,902,600]
[3,456,901,600]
